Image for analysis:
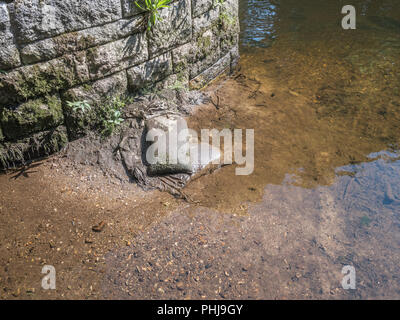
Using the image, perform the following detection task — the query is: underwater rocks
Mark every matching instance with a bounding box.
[367,16,400,33]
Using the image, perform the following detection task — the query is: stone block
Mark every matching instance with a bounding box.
[127,53,173,92]
[172,29,220,79]
[0,53,90,107]
[189,51,230,89]
[192,5,219,35]
[192,0,214,17]
[20,16,145,64]
[62,71,128,140]
[0,94,64,141]
[87,33,148,80]
[9,0,122,44]
[147,0,192,57]
[0,2,21,69]
[121,0,145,17]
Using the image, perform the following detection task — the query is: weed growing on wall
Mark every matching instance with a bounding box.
[134,0,172,31]
[168,79,188,91]
[98,96,131,137]
[66,100,91,113]
[65,96,132,138]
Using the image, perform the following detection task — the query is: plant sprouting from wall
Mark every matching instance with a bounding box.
[214,0,225,8]
[67,100,91,113]
[168,79,188,91]
[102,110,124,137]
[99,96,127,137]
[134,0,172,31]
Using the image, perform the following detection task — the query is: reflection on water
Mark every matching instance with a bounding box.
[240,0,278,47]
[237,0,400,185]
[187,0,400,205]
[183,0,400,298]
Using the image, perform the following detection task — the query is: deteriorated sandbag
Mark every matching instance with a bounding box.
[119,90,220,198]
[119,95,192,198]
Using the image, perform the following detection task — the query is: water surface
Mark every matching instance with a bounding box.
[182,0,400,298]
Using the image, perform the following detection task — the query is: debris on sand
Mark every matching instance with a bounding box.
[92,221,106,233]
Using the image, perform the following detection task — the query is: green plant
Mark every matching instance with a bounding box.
[99,96,127,137]
[134,0,172,31]
[220,11,236,25]
[67,100,91,113]
[168,79,188,91]
[214,0,225,8]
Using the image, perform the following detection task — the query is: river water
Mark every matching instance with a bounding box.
[2,0,400,300]
[180,0,400,298]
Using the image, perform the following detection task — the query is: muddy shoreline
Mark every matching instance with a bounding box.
[2,0,400,299]
[1,68,400,299]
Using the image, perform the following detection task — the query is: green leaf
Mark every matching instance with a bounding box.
[134,1,145,10]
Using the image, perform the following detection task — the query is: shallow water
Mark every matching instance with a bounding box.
[236,0,400,212]
[180,0,400,297]
[185,0,400,207]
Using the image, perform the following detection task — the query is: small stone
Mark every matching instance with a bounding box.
[92,221,106,232]
[176,282,184,291]
[12,288,20,297]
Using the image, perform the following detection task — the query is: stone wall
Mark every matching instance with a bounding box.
[0,0,239,168]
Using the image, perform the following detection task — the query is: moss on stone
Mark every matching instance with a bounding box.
[63,100,97,141]
[15,66,52,99]
[197,34,212,50]
[176,70,188,83]
[174,59,188,75]
[8,56,80,102]
[219,11,237,31]
[53,32,79,54]
[0,126,68,169]
[82,83,93,92]
[196,33,213,57]
[0,95,64,141]
[77,34,97,50]
[53,31,98,53]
